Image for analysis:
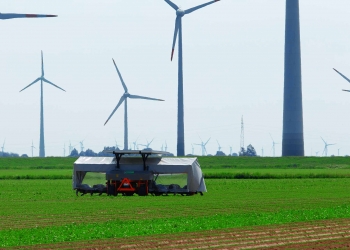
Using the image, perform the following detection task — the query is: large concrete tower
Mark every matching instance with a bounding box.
[282,0,304,156]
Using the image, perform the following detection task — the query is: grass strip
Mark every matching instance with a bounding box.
[1,204,350,247]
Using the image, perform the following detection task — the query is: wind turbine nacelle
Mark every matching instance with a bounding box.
[176,9,185,17]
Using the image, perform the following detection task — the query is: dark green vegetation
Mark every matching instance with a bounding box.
[1,156,350,180]
[0,157,350,247]
[1,178,350,247]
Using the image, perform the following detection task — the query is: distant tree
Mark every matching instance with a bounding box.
[83,149,97,156]
[69,148,79,157]
[215,151,226,156]
[239,144,257,157]
[231,153,238,157]
[21,154,28,158]
[239,147,246,156]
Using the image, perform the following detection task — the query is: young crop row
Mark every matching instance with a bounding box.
[1,178,350,247]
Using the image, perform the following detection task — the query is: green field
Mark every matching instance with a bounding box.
[1,157,350,247]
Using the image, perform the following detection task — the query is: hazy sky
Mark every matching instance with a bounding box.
[1,0,350,157]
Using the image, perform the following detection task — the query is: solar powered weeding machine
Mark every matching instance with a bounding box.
[73,150,206,196]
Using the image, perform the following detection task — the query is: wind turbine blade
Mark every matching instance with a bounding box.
[104,96,125,125]
[41,51,44,76]
[171,17,180,61]
[328,143,336,146]
[184,0,220,15]
[19,78,40,92]
[149,138,154,145]
[0,13,57,20]
[342,89,350,92]
[128,94,164,101]
[205,138,211,145]
[42,78,66,92]
[333,68,350,83]
[112,59,128,93]
[320,137,326,144]
[164,0,179,10]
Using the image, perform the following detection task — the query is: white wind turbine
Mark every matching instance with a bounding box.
[195,137,210,156]
[139,138,155,150]
[31,140,36,157]
[1,139,5,156]
[321,137,335,157]
[164,0,221,156]
[270,134,279,157]
[104,59,164,150]
[20,51,66,157]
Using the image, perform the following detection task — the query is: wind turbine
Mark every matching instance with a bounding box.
[216,140,222,152]
[19,51,65,157]
[270,134,279,157]
[195,137,210,156]
[63,143,66,157]
[132,137,139,150]
[0,12,56,20]
[1,139,5,156]
[321,137,335,157]
[31,140,36,157]
[139,138,154,149]
[79,140,85,153]
[164,0,220,156]
[104,59,164,150]
[333,68,350,92]
[115,139,121,150]
[164,141,168,152]
[191,143,194,155]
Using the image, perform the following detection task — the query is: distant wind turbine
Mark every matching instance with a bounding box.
[270,134,279,157]
[321,137,335,157]
[139,138,154,149]
[216,140,222,152]
[20,51,66,157]
[333,68,350,92]
[164,0,221,156]
[79,140,85,153]
[63,143,65,157]
[195,137,210,156]
[104,59,164,150]
[1,139,5,156]
[0,12,56,20]
[31,140,36,157]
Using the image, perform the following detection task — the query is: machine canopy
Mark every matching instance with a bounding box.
[73,156,206,192]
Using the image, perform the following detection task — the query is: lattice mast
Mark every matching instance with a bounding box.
[240,115,244,151]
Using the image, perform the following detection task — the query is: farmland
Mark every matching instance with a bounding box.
[1,156,350,248]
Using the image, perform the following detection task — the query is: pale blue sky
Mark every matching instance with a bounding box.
[1,0,350,157]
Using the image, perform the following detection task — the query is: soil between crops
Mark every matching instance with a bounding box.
[7,218,350,249]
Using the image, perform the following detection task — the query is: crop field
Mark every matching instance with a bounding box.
[1,157,350,248]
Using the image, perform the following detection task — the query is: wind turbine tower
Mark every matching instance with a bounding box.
[282,0,304,156]
[63,143,66,157]
[164,0,220,156]
[104,59,164,150]
[20,51,66,157]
